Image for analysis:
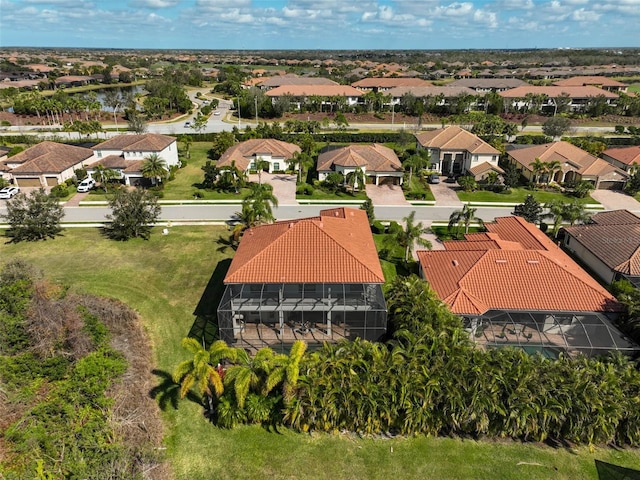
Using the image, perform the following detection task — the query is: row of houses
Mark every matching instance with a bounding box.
[214,125,631,190]
[0,134,179,187]
[243,75,632,114]
[219,206,638,357]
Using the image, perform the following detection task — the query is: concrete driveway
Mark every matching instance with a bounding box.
[248,172,298,205]
[429,177,463,206]
[590,190,640,213]
[365,184,409,206]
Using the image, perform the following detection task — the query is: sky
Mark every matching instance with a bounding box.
[0,0,638,50]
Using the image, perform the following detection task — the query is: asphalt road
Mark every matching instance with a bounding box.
[1,203,515,225]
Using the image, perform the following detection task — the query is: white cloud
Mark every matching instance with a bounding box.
[129,0,180,8]
[433,2,475,17]
[571,8,600,21]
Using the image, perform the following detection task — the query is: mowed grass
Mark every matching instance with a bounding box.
[457,187,598,205]
[2,227,640,479]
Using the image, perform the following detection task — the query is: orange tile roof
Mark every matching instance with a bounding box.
[508,141,626,178]
[499,85,618,99]
[217,139,301,171]
[317,144,403,173]
[417,216,621,315]
[553,76,627,88]
[265,85,364,97]
[468,161,504,176]
[258,75,338,88]
[386,85,478,98]
[603,146,640,167]
[10,141,94,174]
[351,77,432,88]
[93,133,176,152]
[415,126,500,155]
[224,208,384,284]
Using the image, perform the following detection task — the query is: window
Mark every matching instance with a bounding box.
[273,162,280,171]
[97,152,102,158]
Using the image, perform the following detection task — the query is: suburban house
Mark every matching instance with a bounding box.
[506,141,629,189]
[386,86,479,109]
[553,76,628,94]
[351,77,432,93]
[316,143,404,186]
[90,133,178,186]
[415,125,502,178]
[601,146,640,172]
[265,85,364,110]
[563,210,640,287]
[449,78,529,93]
[498,86,618,114]
[4,141,94,187]
[217,207,388,351]
[416,216,635,358]
[216,139,301,174]
[253,74,338,91]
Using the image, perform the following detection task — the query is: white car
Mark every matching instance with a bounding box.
[77,178,96,193]
[213,111,221,116]
[0,186,20,199]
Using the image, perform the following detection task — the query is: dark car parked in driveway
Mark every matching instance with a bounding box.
[428,173,441,184]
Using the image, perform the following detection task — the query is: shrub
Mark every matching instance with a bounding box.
[387,221,402,235]
[49,184,69,199]
[371,220,386,234]
[614,125,626,134]
[192,190,204,199]
[1,120,11,126]
[296,183,314,195]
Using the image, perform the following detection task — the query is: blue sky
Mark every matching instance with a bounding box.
[0,0,637,50]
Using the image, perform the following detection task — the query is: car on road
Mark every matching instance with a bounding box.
[213,111,221,116]
[428,173,441,184]
[0,186,20,199]
[184,121,191,128]
[77,178,96,193]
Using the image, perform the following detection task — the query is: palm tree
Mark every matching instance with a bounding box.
[530,157,546,184]
[448,204,484,237]
[544,200,565,238]
[544,160,561,184]
[346,167,366,192]
[223,347,277,409]
[172,338,237,412]
[393,210,432,262]
[142,152,168,185]
[242,183,278,226]
[289,151,312,184]
[254,157,270,185]
[263,340,307,401]
[92,164,118,192]
[403,153,430,187]
[182,134,192,159]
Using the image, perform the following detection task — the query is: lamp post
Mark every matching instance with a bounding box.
[237,96,241,128]
[254,95,258,124]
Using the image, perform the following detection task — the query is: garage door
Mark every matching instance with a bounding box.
[45,177,59,187]
[598,181,624,190]
[378,176,399,186]
[15,178,41,187]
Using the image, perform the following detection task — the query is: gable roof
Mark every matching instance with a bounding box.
[265,85,364,97]
[564,210,640,277]
[351,77,432,88]
[386,85,478,98]
[449,78,529,89]
[317,144,403,173]
[499,85,618,99]
[415,125,500,155]
[508,141,627,178]
[417,216,620,315]
[603,146,640,167]
[9,141,94,174]
[92,134,176,152]
[258,75,338,88]
[224,208,384,284]
[217,139,301,171]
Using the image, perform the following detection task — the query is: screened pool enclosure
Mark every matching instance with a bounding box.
[218,282,387,351]
[466,310,639,358]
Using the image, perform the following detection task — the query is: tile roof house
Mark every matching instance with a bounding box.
[217,208,387,351]
[217,139,301,174]
[351,77,432,92]
[6,141,95,188]
[416,216,634,357]
[265,85,364,109]
[498,86,618,114]
[90,133,178,186]
[553,76,628,93]
[254,74,338,90]
[506,141,628,189]
[449,78,529,93]
[317,144,404,186]
[601,146,640,172]
[415,126,501,178]
[385,86,479,109]
[563,210,640,287]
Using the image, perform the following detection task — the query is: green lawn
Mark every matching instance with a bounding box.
[457,187,598,205]
[404,175,436,201]
[2,227,640,479]
[627,83,640,94]
[296,187,368,201]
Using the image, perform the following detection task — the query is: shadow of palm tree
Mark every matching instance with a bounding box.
[595,460,640,480]
[149,369,202,411]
